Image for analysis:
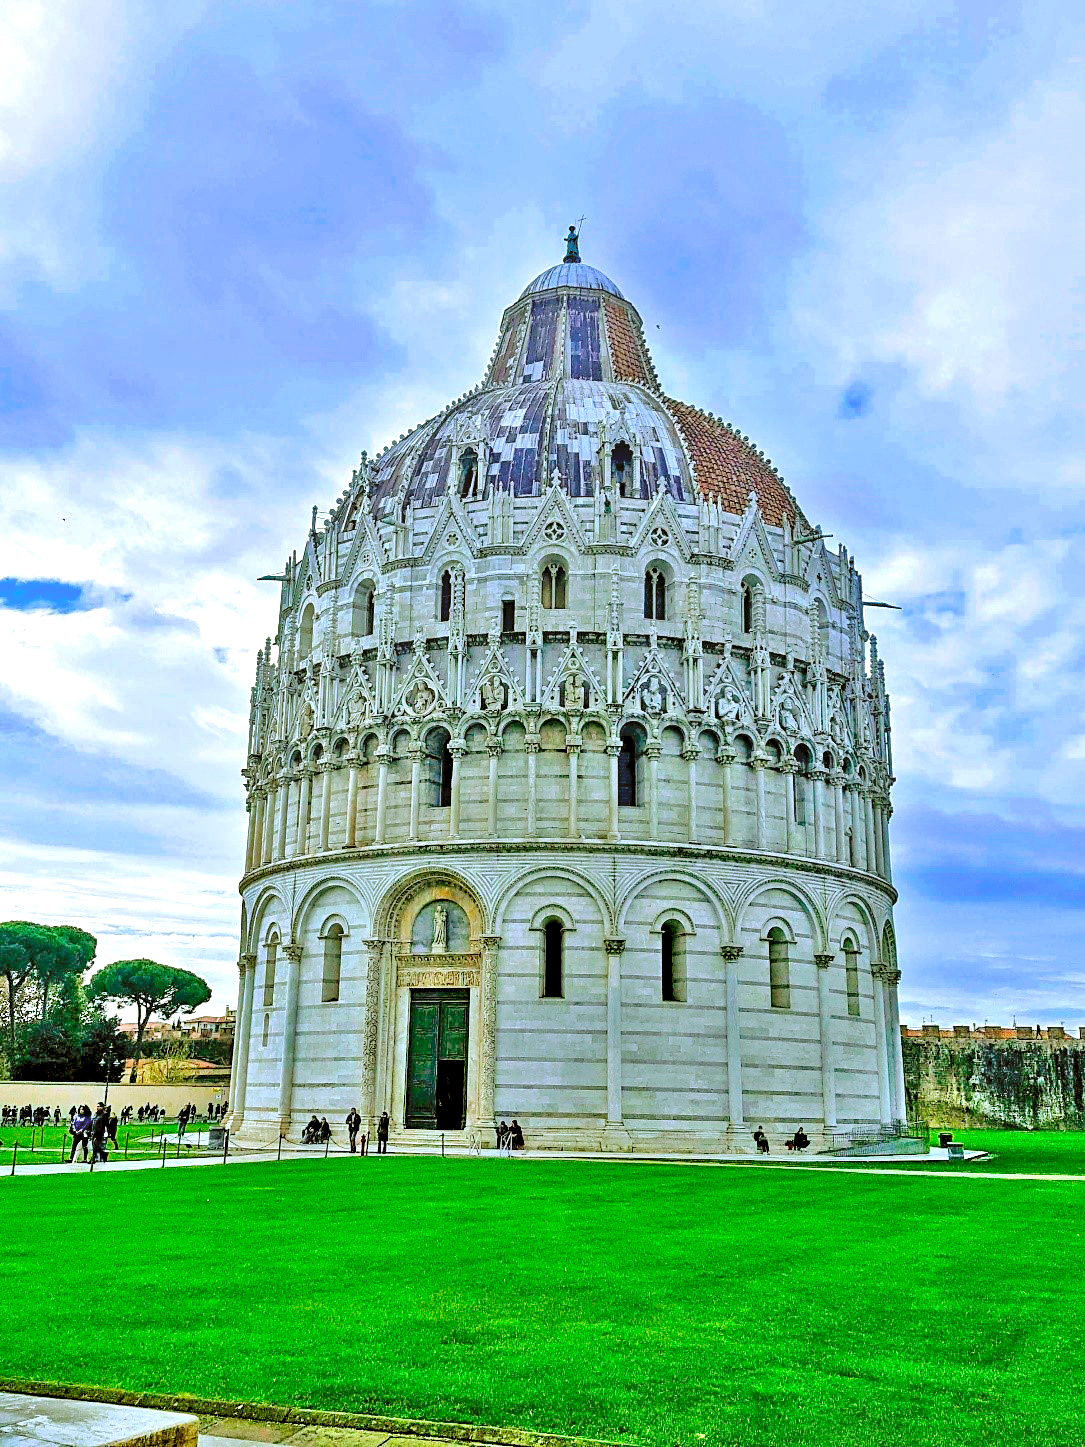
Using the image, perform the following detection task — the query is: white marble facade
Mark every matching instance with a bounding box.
[230,248,905,1152]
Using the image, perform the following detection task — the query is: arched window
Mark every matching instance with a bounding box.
[426,729,453,807]
[618,724,641,806]
[542,919,564,998]
[439,569,453,622]
[322,924,344,1003]
[661,921,685,1002]
[541,562,567,609]
[741,583,754,634]
[261,1013,270,1048]
[459,447,478,498]
[612,441,633,497]
[768,927,790,1009]
[843,936,860,1017]
[644,567,666,620]
[263,933,278,1007]
[352,582,375,637]
[299,603,315,658]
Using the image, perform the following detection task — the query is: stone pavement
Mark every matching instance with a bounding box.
[200,1419,570,1447]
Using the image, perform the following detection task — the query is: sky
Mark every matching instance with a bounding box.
[0,0,1082,1028]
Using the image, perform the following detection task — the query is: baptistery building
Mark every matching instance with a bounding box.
[229,231,906,1152]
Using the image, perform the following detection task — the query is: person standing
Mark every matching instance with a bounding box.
[376,1110,389,1154]
[68,1106,91,1163]
[90,1105,110,1164]
[346,1108,361,1153]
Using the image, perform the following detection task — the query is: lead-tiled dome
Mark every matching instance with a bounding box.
[364,241,806,531]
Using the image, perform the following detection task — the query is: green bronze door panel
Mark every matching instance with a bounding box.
[406,989,470,1129]
[406,999,439,1127]
[438,998,469,1061]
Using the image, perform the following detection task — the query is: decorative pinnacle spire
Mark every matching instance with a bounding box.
[564,223,581,264]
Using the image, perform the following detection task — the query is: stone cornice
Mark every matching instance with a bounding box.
[240,836,898,903]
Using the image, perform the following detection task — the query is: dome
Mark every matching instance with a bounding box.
[519,262,625,299]
[365,241,806,532]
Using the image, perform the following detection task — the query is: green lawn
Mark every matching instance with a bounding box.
[4,1153,1085,1446]
[795,1128,1085,1176]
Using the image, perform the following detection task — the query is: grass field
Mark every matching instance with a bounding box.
[0,1121,213,1164]
[4,1143,1085,1446]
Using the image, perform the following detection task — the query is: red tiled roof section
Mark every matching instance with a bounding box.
[665,397,807,530]
[604,297,655,388]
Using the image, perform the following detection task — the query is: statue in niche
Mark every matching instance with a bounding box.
[715,685,742,736]
[482,673,505,714]
[564,663,584,710]
[642,676,664,716]
[409,683,435,717]
[778,696,801,736]
[299,703,314,740]
[431,905,448,955]
[830,710,845,746]
[346,689,367,727]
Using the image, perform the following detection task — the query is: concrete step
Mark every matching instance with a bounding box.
[0,1393,196,1447]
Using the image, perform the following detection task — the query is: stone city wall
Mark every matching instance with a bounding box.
[903,1029,1085,1129]
[0,1081,226,1115]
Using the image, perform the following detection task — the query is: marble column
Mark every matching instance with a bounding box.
[871,963,893,1124]
[832,773,847,865]
[374,749,390,843]
[783,762,797,854]
[886,967,906,1123]
[487,742,501,836]
[721,945,744,1127]
[607,743,620,840]
[264,783,278,865]
[277,943,304,1134]
[814,953,837,1130]
[479,934,501,1133]
[720,748,734,845]
[850,785,863,868]
[567,741,580,837]
[872,798,885,878]
[604,937,625,1124]
[647,745,660,839]
[276,780,290,861]
[812,770,826,859]
[294,772,312,856]
[526,741,539,834]
[345,757,360,847]
[408,748,422,839]
[230,953,256,1122]
[684,746,699,843]
[752,757,767,851]
[244,799,258,873]
[319,764,333,851]
[864,789,877,874]
[361,938,384,1133]
[449,743,466,838]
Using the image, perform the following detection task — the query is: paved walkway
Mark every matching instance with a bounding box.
[199,1415,602,1447]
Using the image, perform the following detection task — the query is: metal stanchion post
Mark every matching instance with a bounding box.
[124,1132,129,1160]
[161,1135,167,1168]
[441,1131,445,1158]
[277,1134,283,1161]
[222,1130,229,1165]
[325,1137,330,1159]
[9,1143,16,1177]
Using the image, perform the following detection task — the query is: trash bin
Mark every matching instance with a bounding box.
[209,1126,226,1150]
[948,1143,965,1161]
[938,1131,953,1149]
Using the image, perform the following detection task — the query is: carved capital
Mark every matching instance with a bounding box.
[870,961,891,982]
[480,934,501,953]
[239,952,257,974]
[283,944,303,963]
[814,952,835,970]
[720,944,744,962]
[525,739,540,755]
[644,744,662,760]
[885,968,901,987]
[603,936,626,955]
[681,746,700,762]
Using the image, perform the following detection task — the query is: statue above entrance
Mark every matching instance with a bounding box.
[411,896,470,955]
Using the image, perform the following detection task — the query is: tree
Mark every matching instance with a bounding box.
[143,1035,198,1085]
[11,975,126,1084]
[0,921,93,1060]
[88,960,211,1082]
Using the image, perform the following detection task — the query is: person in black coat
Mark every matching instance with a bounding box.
[376,1110,389,1154]
[90,1106,110,1163]
[346,1109,361,1152]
